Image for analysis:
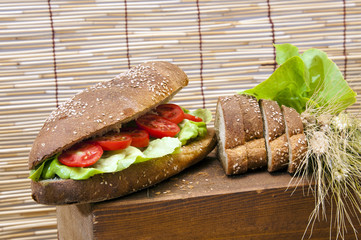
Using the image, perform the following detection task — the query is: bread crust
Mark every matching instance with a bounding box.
[29,61,188,170]
[282,106,303,136]
[31,129,216,205]
[268,134,289,172]
[238,95,263,141]
[225,145,248,175]
[246,138,267,171]
[217,95,245,149]
[287,134,308,174]
[215,95,267,175]
[260,99,285,141]
[281,105,307,174]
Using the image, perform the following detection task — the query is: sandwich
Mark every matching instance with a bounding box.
[29,61,216,205]
[215,94,307,175]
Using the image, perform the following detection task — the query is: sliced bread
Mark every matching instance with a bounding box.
[239,95,267,171]
[281,106,308,174]
[215,95,247,175]
[259,99,289,172]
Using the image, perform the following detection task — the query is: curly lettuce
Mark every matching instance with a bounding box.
[242,43,356,114]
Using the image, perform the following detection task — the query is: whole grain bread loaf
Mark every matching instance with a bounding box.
[215,95,267,175]
[215,95,307,175]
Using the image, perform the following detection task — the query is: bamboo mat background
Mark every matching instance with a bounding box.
[1,0,360,239]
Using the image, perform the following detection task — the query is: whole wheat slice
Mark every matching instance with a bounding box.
[239,95,267,171]
[281,106,308,174]
[215,95,247,175]
[259,99,289,172]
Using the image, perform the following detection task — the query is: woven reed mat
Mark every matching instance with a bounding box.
[1,0,360,239]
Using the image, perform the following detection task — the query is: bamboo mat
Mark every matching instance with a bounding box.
[1,0,360,239]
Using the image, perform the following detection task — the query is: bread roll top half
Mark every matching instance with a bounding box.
[29,61,189,170]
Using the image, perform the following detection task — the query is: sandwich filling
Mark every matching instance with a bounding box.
[29,104,212,181]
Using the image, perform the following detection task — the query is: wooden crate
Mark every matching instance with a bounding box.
[56,155,360,240]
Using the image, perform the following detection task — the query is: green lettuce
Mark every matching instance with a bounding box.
[177,120,207,145]
[189,108,213,124]
[176,108,211,145]
[30,137,181,181]
[29,108,212,181]
[242,43,356,114]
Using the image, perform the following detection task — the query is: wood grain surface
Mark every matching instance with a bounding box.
[57,154,360,240]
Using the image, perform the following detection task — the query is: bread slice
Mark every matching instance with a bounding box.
[246,138,267,171]
[282,106,303,136]
[287,134,307,174]
[215,95,247,175]
[215,95,268,175]
[225,145,248,174]
[31,129,216,205]
[281,106,308,174]
[268,135,289,172]
[259,99,289,172]
[215,95,246,149]
[238,95,267,171]
[239,95,263,141]
[29,61,189,170]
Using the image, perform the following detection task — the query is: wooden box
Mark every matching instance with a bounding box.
[56,155,360,240]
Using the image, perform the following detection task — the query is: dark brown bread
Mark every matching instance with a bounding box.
[215,94,268,175]
[268,135,289,172]
[282,106,303,136]
[216,95,245,149]
[281,106,308,174]
[287,134,308,174]
[224,145,248,175]
[260,99,285,141]
[216,96,307,175]
[215,95,247,175]
[239,95,267,171]
[29,61,188,170]
[259,100,289,172]
[31,129,216,205]
[238,95,263,141]
[246,138,267,171]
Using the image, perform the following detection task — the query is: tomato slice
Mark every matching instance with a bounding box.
[95,133,132,151]
[155,104,185,124]
[123,128,149,148]
[58,142,103,167]
[136,114,180,138]
[184,113,203,122]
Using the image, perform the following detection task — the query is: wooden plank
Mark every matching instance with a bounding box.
[56,154,360,240]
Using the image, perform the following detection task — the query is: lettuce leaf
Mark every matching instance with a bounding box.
[242,43,356,114]
[29,108,211,181]
[242,56,310,113]
[189,109,213,124]
[177,120,207,145]
[30,137,181,181]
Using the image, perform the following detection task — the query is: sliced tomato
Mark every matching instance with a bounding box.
[96,133,132,151]
[155,104,185,124]
[122,128,149,148]
[184,113,203,122]
[58,142,103,167]
[136,114,180,138]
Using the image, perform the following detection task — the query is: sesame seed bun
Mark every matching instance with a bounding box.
[31,129,216,205]
[29,61,188,170]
